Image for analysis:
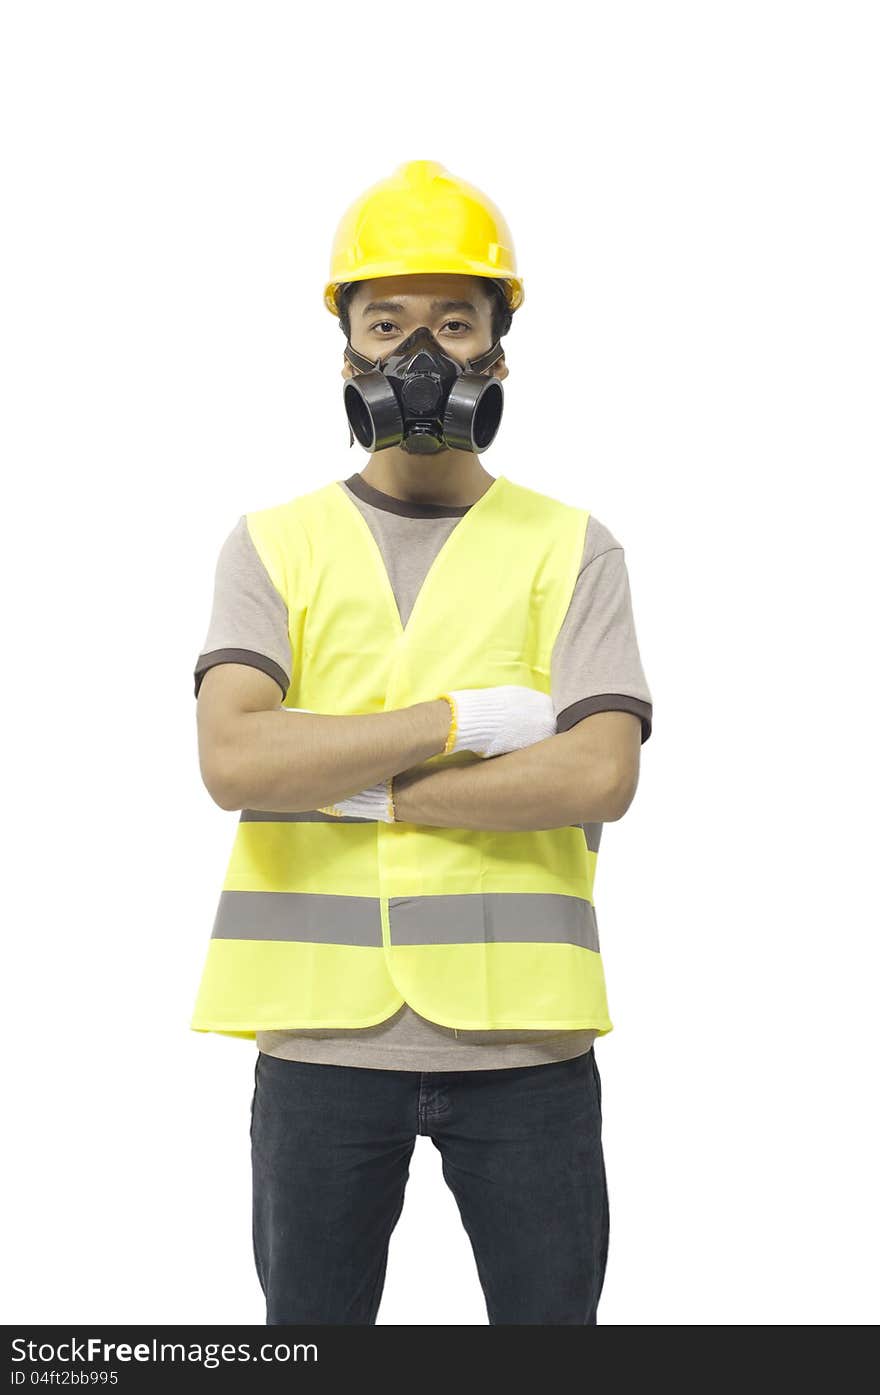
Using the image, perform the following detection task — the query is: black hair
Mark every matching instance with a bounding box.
[335,276,513,347]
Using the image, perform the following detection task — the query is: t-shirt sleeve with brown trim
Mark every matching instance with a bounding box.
[551,515,653,744]
[193,515,292,700]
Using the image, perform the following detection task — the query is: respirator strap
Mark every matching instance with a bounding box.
[465,340,504,373]
[343,338,504,376]
[344,342,382,374]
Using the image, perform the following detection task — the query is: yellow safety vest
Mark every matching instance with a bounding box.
[191,473,613,1040]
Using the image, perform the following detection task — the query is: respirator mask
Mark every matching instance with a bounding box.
[342,325,505,455]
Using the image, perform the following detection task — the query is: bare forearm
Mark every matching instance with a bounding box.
[218,701,451,812]
[393,728,624,830]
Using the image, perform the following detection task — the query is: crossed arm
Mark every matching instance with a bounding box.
[196,662,641,830]
[391,712,639,828]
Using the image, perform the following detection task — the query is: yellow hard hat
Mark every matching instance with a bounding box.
[324,160,524,319]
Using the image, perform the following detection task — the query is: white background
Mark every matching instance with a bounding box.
[2,1,878,1326]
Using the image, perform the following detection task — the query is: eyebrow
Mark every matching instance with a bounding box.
[360,298,480,317]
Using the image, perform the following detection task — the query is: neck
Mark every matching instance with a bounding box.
[359,451,496,508]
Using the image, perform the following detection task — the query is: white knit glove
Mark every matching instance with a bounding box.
[318,778,395,822]
[441,685,557,759]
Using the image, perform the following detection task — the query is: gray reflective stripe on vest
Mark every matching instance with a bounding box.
[389,893,600,952]
[224,812,600,951]
[240,809,600,843]
[211,891,383,945]
[211,889,599,951]
[582,821,602,854]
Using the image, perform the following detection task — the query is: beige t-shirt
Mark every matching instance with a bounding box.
[194,471,653,1070]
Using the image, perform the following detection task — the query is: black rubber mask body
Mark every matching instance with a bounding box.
[343,325,505,455]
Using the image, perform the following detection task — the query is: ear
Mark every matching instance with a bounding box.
[342,358,354,379]
[492,355,508,381]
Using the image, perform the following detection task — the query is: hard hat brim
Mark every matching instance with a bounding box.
[324,267,524,318]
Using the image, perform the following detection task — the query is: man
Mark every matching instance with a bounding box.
[191,160,653,1325]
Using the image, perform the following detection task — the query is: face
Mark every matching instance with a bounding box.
[341,273,508,382]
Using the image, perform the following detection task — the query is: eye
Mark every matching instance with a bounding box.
[443,320,471,335]
[369,321,399,336]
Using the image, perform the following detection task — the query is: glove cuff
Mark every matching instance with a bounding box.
[318,779,395,823]
[437,693,458,755]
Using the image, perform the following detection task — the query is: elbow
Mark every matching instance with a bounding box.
[203,770,244,813]
[567,753,638,823]
[601,757,640,822]
[199,749,245,812]
[212,784,244,813]
[197,705,256,810]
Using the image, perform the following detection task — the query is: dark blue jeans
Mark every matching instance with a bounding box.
[250,1047,609,1325]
